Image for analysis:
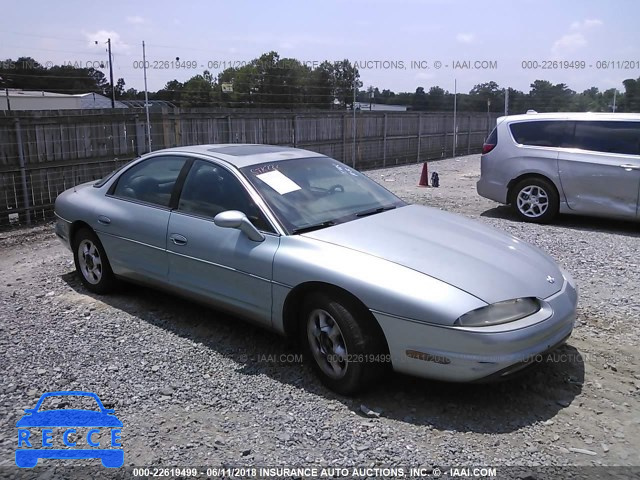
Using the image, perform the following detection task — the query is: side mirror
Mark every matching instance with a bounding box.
[214,210,265,242]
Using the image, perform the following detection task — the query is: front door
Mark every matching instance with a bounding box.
[167,160,280,325]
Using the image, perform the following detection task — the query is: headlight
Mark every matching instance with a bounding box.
[454,298,540,327]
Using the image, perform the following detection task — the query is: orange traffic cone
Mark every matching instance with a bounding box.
[418,162,429,187]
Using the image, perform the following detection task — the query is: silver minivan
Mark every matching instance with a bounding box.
[477,112,640,223]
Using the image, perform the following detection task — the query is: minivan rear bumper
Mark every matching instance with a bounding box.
[477,175,508,204]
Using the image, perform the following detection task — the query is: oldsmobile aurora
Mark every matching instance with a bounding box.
[54,145,578,394]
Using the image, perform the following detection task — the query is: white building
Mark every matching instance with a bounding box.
[0,89,127,110]
[355,102,408,111]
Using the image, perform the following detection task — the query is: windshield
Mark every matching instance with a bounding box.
[37,395,101,412]
[240,156,405,233]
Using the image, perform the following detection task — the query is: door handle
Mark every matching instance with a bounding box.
[97,215,111,225]
[169,234,187,246]
[620,164,640,171]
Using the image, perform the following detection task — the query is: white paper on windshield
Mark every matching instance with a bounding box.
[256,170,301,195]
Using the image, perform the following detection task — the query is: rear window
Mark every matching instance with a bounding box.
[569,121,640,155]
[509,121,568,147]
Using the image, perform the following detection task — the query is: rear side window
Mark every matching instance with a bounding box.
[509,121,568,147]
[485,128,497,145]
[570,121,640,155]
[112,156,187,207]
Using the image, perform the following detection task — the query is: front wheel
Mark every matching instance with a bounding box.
[300,292,387,395]
[510,177,559,224]
[73,228,116,294]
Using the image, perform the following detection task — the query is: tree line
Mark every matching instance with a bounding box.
[2,53,640,113]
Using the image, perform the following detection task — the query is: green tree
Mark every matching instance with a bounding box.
[154,80,184,105]
[621,78,640,112]
[0,57,109,95]
[330,59,361,108]
[182,74,214,107]
[425,86,447,111]
[528,80,575,112]
[307,62,333,109]
[411,86,428,110]
[468,81,504,112]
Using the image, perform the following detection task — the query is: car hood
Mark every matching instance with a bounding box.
[16,410,123,427]
[303,205,563,303]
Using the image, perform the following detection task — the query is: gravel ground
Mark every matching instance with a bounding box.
[0,154,639,477]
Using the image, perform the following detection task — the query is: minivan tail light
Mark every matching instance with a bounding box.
[482,143,496,154]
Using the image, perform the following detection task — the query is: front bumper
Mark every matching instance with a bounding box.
[374,278,577,382]
[54,213,72,251]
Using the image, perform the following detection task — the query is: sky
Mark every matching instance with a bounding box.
[1,0,639,96]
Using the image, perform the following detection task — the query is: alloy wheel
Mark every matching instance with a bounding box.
[307,308,349,379]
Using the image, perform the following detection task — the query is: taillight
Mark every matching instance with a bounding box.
[482,143,496,154]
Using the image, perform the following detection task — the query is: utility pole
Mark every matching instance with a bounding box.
[1,77,12,111]
[612,90,617,112]
[142,41,152,152]
[352,79,357,168]
[504,88,509,116]
[487,98,491,136]
[453,79,457,158]
[107,38,115,108]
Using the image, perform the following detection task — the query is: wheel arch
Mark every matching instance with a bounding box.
[507,173,561,205]
[69,220,94,247]
[282,281,390,354]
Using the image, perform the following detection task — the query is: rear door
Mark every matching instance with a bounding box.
[96,155,189,283]
[557,121,640,218]
[166,160,280,325]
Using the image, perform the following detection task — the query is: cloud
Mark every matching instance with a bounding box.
[570,19,603,30]
[126,16,146,25]
[415,72,434,81]
[84,30,130,53]
[552,32,587,55]
[552,19,601,57]
[456,33,474,44]
[279,42,295,50]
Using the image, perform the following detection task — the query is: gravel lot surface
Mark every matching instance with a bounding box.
[1,154,639,477]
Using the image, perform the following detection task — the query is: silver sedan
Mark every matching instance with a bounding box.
[54,144,578,395]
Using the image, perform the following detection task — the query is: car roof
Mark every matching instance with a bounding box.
[498,112,640,124]
[148,144,326,168]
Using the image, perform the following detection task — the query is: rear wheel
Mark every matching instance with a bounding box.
[510,177,559,223]
[73,228,116,294]
[300,291,387,395]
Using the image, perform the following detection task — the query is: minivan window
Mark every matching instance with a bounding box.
[509,121,568,147]
[570,121,640,155]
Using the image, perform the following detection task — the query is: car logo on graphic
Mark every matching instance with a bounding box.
[546,275,556,284]
[15,391,123,468]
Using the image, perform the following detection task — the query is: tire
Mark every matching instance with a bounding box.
[73,227,116,294]
[300,291,387,395]
[510,177,559,224]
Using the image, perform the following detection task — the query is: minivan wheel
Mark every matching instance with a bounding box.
[510,178,559,223]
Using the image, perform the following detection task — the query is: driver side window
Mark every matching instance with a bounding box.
[178,161,274,233]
